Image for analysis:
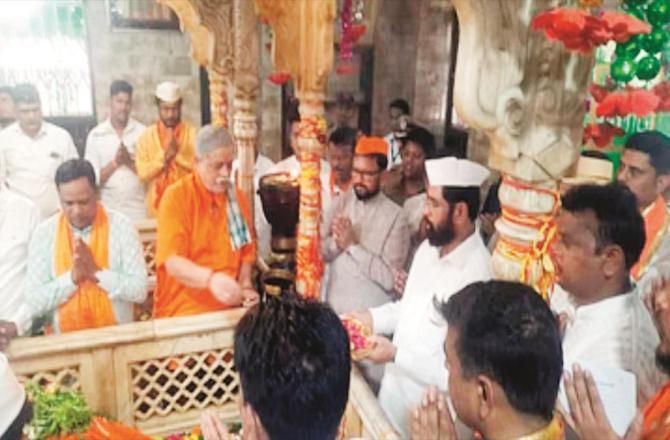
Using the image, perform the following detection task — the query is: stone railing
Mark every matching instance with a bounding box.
[7,309,400,439]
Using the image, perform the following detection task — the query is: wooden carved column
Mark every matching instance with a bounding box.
[233,0,260,215]
[451,0,594,299]
[158,0,234,128]
[255,0,336,299]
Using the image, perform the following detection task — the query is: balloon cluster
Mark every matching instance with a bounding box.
[613,0,670,82]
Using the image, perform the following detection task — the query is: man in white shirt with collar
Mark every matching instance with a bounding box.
[85,80,147,221]
[555,183,665,406]
[351,156,493,437]
[0,155,40,350]
[0,84,78,220]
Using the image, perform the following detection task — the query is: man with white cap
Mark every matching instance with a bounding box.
[0,353,31,439]
[135,81,196,217]
[350,156,493,437]
[0,153,40,350]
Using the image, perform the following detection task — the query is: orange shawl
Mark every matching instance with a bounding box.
[643,381,670,439]
[54,203,116,333]
[632,195,670,281]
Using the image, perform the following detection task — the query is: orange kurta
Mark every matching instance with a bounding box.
[643,380,670,439]
[153,172,257,318]
[54,203,116,332]
[135,121,196,218]
[632,195,670,281]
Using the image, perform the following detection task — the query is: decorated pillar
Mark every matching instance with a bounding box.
[255,0,336,299]
[158,0,235,128]
[233,0,260,215]
[451,0,594,298]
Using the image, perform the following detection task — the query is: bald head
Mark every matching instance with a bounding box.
[196,124,236,159]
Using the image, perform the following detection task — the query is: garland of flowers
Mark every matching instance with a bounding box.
[532,0,670,147]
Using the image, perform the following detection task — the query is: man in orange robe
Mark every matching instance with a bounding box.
[618,131,670,295]
[153,125,258,318]
[135,81,196,217]
[25,159,147,333]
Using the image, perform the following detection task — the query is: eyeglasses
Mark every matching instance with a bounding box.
[351,168,381,178]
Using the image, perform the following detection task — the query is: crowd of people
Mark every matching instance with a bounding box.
[2,79,670,440]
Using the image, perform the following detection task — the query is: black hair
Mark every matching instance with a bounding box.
[12,84,39,105]
[55,159,96,190]
[328,126,357,151]
[625,131,670,176]
[389,98,410,115]
[1,398,32,440]
[442,187,480,222]
[370,153,388,171]
[110,80,133,97]
[234,295,351,440]
[562,183,645,270]
[402,126,436,159]
[580,149,611,161]
[441,281,563,422]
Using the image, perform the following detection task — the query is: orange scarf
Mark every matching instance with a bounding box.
[643,381,670,439]
[632,195,670,281]
[154,121,185,209]
[54,203,116,333]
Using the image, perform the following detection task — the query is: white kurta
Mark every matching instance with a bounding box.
[84,118,146,221]
[0,122,78,219]
[370,232,493,438]
[562,291,666,406]
[0,189,40,334]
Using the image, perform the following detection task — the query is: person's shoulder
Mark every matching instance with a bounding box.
[379,192,404,215]
[164,173,194,203]
[127,118,146,132]
[138,123,158,139]
[32,212,59,239]
[43,121,72,139]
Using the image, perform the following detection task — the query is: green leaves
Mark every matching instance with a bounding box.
[25,382,92,439]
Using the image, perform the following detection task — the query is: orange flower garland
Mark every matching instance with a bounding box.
[295,115,327,299]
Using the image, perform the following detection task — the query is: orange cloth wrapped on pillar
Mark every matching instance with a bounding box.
[153,172,256,318]
[135,120,196,217]
[54,203,116,333]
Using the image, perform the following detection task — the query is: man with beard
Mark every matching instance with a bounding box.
[323,135,410,314]
[350,156,492,437]
[135,81,196,217]
[153,125,258,318]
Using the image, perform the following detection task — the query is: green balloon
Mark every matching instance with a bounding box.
[647,0,670,26]
[642,27,669,53]
[636,55,662,80]
[611,56,638,82]
[624,4,647,20]
[617,38,643,58]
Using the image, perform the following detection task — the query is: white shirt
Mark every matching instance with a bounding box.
[0,189,40,335]
[562,291,666,405]
[84,118,147,220]
[0,122,78,219]
[233,153,275,258]
[370,232,493,437]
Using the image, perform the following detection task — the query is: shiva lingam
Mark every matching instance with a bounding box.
[257,172,300,296]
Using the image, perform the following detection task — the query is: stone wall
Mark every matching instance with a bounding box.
[85,0,201,129]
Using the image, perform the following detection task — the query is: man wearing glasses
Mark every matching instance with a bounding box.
[322,136,410,389]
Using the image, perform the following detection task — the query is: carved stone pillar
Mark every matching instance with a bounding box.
[451,0,594,298]
[158,0,234,128]
[233,0,260,217]
[255,0,336,299]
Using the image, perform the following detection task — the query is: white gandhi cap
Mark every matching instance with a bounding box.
[155,81,182,104]
[0,353,25,436]
[426,157,490,188]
